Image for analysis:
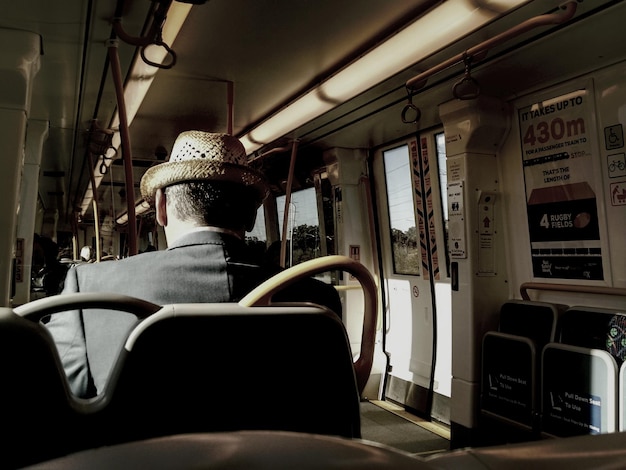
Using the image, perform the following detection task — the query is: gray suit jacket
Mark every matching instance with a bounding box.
[46,230,341,397]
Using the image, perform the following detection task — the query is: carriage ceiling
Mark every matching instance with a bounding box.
[3,0,625,231]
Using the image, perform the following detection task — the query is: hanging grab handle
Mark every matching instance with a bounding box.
[112,0,177,69]
[452,53,480,100]
[401,87,421,124]
[140,37,177,69]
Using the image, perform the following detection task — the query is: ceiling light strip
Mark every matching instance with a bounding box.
[239,0,531,155]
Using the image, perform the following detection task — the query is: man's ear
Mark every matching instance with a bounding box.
[155,188,168,227]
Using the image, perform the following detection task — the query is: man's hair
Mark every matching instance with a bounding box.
[165,180,259,231]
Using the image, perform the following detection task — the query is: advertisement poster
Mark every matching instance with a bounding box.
[518,87,604,280]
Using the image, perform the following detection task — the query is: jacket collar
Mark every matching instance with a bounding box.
[167,228,243,250]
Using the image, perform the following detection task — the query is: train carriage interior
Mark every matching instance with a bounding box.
[2,0,626,468]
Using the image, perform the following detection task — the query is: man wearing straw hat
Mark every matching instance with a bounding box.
[46,131,341,398]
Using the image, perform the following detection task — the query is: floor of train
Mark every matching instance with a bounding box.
[360,400,450,456]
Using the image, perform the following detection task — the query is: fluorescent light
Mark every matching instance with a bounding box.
[116,199,151,225]
[240,0,530,154]
[240,91,328,149]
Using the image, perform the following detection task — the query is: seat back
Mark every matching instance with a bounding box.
[498,299,563,348]
[541,343,617,437]
[482,332,536,429]
[558,306,626,365]
[95,303,361,447]
[620,361,626,431]
[540,306,625,437]
[0,308,85,468]
[480,300,563,437]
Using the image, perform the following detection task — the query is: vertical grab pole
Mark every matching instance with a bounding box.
[87,152,102,262]
[280,140,299,268]
[71,215,78,261]
[227,81,234,136]
[92,200,102,262]
[107,39,138,257]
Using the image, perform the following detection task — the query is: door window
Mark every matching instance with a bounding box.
[383,145,420,275]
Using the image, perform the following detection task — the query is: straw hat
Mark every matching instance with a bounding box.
[140,131,269,204]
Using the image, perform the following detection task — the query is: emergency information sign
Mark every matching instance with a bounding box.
[518,86,604,280]
[448,181,466,259]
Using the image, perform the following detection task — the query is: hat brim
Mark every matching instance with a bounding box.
[140,159,269,205]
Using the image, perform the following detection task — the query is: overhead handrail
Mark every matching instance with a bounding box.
[248,144,292,164]
[520,282,626,302]
[239,255,378,394]
[405,1,579,92]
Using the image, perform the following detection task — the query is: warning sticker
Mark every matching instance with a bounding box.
[610,181,626,206]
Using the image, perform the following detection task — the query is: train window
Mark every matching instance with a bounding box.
[246,206,267,243]
[245,206,268,258]
[277,187,323,267]
[382,145,420,276]
[317,172,336,260]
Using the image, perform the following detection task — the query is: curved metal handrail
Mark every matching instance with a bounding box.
[239,255,378,394]
[14,293,161,322]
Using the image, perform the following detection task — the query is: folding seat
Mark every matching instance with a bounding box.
[541,344,616,437]
[541,306,624,437]
[481,300,564,439]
